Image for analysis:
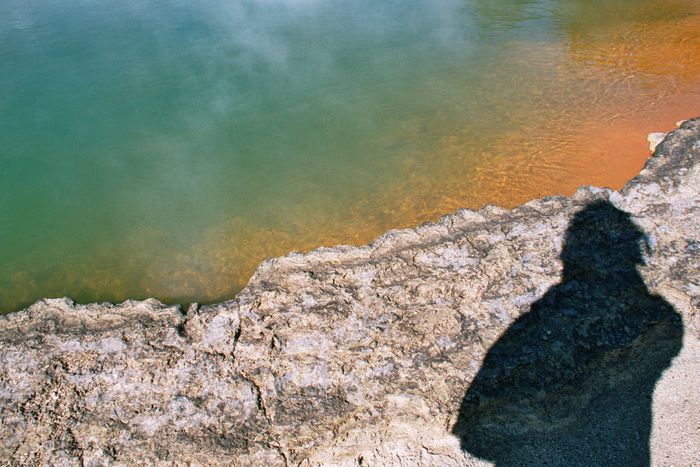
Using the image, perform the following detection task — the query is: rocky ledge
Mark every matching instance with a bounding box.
[1,119,699,466]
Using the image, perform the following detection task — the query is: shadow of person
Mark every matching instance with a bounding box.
[452,200,683,466]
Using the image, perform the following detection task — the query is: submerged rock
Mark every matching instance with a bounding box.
[1,119,699,466]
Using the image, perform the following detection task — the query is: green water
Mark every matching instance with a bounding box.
[2,0,699,312]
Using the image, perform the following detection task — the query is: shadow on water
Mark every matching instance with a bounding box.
[452,200,683,466]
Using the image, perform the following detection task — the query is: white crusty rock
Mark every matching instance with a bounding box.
[1,119,699,466]
[647,131,667,152]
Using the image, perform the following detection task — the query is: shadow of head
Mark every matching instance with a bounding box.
[452,200,683,466]
[561,199,647,281]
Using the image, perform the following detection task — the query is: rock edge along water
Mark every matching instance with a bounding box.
[0,119,698,465]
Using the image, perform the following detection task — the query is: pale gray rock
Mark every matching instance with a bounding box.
[647,131,667,152]
[1,119,699,466]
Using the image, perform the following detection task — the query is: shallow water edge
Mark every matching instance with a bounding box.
[6,118,699,316]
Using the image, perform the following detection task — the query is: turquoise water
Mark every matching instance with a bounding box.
[2,0,700,312]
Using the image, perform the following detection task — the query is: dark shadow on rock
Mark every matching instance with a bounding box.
[452,200,683,466]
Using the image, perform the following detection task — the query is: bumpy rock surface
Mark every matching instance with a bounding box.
[1,120,699,466]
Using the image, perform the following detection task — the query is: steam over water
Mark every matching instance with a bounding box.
[1,0,699,312]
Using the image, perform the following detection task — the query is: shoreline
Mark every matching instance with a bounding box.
[4,119,693,316]
[0,119,698,465]
[2,109,698,315]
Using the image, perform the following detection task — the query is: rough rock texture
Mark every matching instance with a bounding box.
[1,119,699,466]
